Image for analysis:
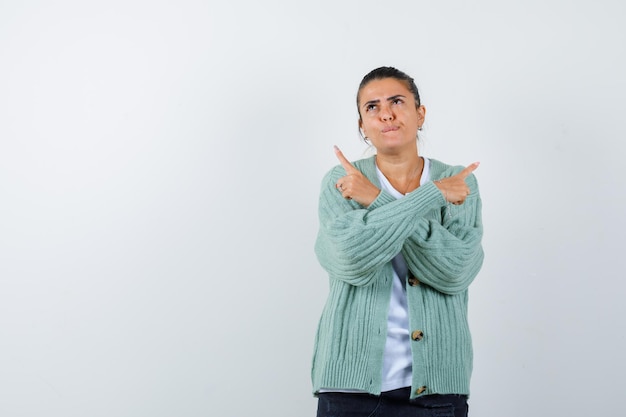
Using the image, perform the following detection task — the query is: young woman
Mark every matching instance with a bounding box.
[312,67,484,417]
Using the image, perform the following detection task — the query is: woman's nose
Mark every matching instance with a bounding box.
[380,105,394,121]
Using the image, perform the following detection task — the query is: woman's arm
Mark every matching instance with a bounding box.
[402,174,484,295]
[314,165,446,287]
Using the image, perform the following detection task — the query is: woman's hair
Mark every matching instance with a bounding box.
[356,66,421,120]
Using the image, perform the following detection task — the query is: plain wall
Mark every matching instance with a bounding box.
[1,1,625,416]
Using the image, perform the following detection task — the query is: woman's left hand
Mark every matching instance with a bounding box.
[334,146,380,207]
[434,162,479,205]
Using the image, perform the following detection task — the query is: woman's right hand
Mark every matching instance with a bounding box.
[334,146,380,207]
[434,162,480,205]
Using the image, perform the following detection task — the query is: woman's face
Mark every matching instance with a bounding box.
[358,77,425,155]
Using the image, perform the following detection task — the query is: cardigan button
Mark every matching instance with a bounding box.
[407,276,419,286]
[411,330,424,341]
[416,386,427,395]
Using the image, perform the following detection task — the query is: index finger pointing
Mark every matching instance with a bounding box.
[334,146,358,173]
[458,162,480,178]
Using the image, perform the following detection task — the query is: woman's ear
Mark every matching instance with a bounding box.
[417,105,426,126]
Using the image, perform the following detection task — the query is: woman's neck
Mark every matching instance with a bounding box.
[376,152,424,194]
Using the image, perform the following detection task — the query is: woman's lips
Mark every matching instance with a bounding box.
[382,126,399,133]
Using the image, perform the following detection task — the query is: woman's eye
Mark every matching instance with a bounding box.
[392,98,404,105]
[366,104,376,112]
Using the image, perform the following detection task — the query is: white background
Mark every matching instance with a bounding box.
[1,1,625,416]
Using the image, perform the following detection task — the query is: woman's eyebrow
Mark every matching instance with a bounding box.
[362,99,380,109]
[387,94,406,102]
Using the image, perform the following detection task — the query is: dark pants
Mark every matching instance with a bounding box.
[316,388,468,417]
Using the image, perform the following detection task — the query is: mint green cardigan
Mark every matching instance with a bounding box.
[312,156,484,399]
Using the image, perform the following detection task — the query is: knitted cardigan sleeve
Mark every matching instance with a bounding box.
[402,169,484,295]
[314,162,483,292]
[314,164,446,287]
